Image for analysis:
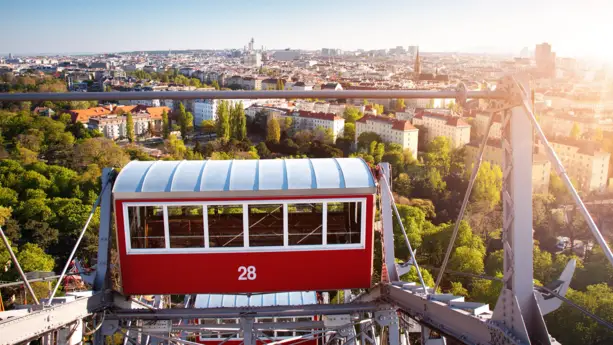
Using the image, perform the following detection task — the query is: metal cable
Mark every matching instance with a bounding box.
[0,225,39,304]
[514,76,613,269]
[0,271,91,288]
[433,112,496,293]
[46,178,110,305]
[379,176,428,294]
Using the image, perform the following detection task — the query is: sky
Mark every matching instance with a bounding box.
[1,0,613,58]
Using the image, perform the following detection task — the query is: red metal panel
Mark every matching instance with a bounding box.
[114,195,374,295]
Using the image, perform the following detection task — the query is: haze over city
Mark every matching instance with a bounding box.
[2,0,613,59]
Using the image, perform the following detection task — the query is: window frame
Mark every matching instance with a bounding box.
[123,197,367,255]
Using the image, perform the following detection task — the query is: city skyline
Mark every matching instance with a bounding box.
[1,0,612,58]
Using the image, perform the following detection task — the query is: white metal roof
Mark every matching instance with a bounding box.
[193,291,318,308]
[113,158,376,199]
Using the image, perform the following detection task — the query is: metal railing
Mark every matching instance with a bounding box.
[0,89,505,102]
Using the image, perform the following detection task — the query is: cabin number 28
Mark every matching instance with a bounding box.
[238,266,257,280]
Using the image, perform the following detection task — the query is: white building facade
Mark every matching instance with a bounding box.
[412,112,471,148]
[355,115,419,159]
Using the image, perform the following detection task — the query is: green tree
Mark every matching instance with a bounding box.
[16,243,55,272]
[470,161,503,209]
[165,134,188,159]
[396,99,406,111]
[343,107,363,123]
[374,142,385,163]
[449,281,469,296]
[200,120,216,135]
[256,142,272,158]
[283,117,293,135]
[126,113,135,143]
[276,79,285,90]
[594,128,604,142]
[267,118,281,144]
[570,122,581,139]
[547,284,613,345]
[449,246,485,275]
[162,109,170,139]
[357,132,382,151]
[216,100,231,140]
[373,104,384,115]
[72,138,130,172]
[343,123,356,140]
[190,78,202,88]
[423,136,452,176]
[0,206,12,226]
[400,266,435,287]
[394,173,412,197]
[212,80,220,90]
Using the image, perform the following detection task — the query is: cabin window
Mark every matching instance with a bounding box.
[287,203,323,246]
[127,206,165,249]
[207,205,245,247]
[167,205,204,248]
[248,204,284,247]
[327,201,362,245]
[124,198,366,253]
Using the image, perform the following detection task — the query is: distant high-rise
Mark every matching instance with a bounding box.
[408,46,418,56]
[248,38,254,52]
[535,43,556,78]
[413,48,421,77]
[8,53,13,59]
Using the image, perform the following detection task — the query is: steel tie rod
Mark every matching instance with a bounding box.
[47,177,110,305]
[513,76,613,269]
[433,110,496,293]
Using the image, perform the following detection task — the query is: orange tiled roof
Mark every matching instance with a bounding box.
[146,106,172,119]
[70,107,112,123]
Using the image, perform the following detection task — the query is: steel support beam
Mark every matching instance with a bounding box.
[108,302,390,320]
[492,76,551,345]
[380,163,399,281]
[381,285,521,345]
[0,90,506,102]
[0,293,106,345]
[94,168,115,291]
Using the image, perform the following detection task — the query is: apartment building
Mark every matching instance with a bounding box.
[193,99,256,124]
[86,106,168,140]
[412,112,471,148]
[355,115,419,158]
[464,140,551,194]
[272,111,345,141]
[545,137,610,193]
[474,112,502,139]
[538,112,613,137]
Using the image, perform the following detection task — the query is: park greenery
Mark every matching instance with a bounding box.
[0,74,612,343]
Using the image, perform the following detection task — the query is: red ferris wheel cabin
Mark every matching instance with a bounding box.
[112,158,376,295]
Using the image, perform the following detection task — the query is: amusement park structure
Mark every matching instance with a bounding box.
[1,75,612,345]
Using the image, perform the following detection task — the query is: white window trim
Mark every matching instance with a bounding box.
[123,198,368,255]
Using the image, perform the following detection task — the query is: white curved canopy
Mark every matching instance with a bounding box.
[113,158,376,199]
